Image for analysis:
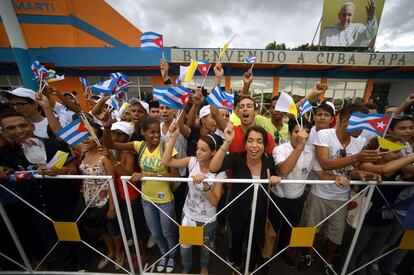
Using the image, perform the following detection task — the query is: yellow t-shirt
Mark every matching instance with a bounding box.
[133,141,177,203]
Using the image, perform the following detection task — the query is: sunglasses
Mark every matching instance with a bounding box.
[339,148,347,158]
[274,130,280,145]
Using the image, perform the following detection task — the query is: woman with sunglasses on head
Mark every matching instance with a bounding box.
[162,122,225,274]
[209,123,281,274]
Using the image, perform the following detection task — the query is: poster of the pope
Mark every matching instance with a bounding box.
[319,0,385,47]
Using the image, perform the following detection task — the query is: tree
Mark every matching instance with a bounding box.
[265,41,287,50]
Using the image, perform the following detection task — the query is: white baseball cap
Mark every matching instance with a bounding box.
[111,121,134,137]
[130,98,149,114]
[3,87,36,101]
[325,101,336,115]
[199,105,211,119]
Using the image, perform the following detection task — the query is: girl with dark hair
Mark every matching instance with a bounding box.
[209,124,281,273]
[162,123,225,274]
[77,123,124,270]
[102,115,179,273]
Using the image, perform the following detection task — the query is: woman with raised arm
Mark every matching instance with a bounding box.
[101,111,179,273]
[162,122,225,274]
[209,123,281,274]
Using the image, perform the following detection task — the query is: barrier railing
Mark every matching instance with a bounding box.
[0,175,413,275]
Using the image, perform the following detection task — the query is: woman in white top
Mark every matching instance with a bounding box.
[162,123,225,275]
[270,119,314,267]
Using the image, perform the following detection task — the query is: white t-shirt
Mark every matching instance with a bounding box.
[272,142,314,199]
[312,128,364,201]
[183,157,226,223]
[307,126,317,146]
[160,122,188,176]
[33,118,49,138]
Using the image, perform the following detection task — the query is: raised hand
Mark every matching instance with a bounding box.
[160,59,170,81]
[224,123,235,144]
[168,122,180,138]
[366,0,376,21]
[192,88,204,106]
[99,109,113,128]
[35,93,51,109]
[242,69,254,85]
[297,129,309,145]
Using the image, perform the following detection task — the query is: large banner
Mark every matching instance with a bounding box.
[319,0,385,48]
[171,49,413,67]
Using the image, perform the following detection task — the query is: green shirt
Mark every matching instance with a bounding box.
[255,115,289,145]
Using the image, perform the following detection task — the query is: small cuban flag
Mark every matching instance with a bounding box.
[141,32,163,49]
[244,56,256,63]
[196,60,211,78]
[206,85,234,111]
[91,77,120,95]
[153,86,192,110]
[346,113,392,137]
[299,99,313,117]
[111,72,130,92]
[56,117,92,147]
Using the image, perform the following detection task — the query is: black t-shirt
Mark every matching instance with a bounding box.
[0,137,78,220]
[186,127,201,156]
[216,152,278,218]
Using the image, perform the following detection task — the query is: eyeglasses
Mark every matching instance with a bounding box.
[9,102,31,108]
[339,148,347,158]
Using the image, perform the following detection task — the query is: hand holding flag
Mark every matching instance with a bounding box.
[206,85,234,111]
[244,56,257,70]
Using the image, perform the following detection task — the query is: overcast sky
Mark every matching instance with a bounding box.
[106,0,414,52]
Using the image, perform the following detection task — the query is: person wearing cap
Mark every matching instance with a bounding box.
[129,98,149,141]
[101,121,151,264]
[320,1,378,47]
[2,87,61,138]
[148,100,161,122]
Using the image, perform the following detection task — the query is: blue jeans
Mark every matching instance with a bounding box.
[180,220,217,273]
[142,200,177,258]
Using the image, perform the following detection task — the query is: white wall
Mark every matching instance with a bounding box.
[388,79,414,106]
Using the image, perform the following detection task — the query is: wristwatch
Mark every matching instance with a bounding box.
[203,182,213,192]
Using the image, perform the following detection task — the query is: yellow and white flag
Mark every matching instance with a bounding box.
[47,150,69,168]
[183,60,198,83]
[378,137,406,152]
[275,92,298,118]
[219,34,237,58]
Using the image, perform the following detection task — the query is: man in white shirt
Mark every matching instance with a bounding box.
[271,119,314,268]
[300,104,381,274]
[320,1,378,47]
[3,87,62,138]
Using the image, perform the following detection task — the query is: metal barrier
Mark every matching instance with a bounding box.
[0,175,413,275]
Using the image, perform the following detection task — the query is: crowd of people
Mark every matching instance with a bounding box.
[0,59,413,275]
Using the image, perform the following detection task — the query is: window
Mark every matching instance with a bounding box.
[278,77,320,100]
[325,79,367,107]
[0,75,22,90]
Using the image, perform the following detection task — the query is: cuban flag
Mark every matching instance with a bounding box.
[56,117,92,146]
[206,85,234,111]
[153,86,192,110]
[30,60,42,77]
[299,100,313,116]
[8,170,37,183]
[197,60,211,78]
[141,32,163,49]
[111,72,129,92]
[110,93,120,110]
[79,77,89,90]
[244,56,257,63]
[91,77,120,95]
[346,113,392,136]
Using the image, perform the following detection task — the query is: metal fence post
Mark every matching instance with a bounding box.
[244,182,260,275]
[121,179,143,274]
[0,202,33,272]
[340,185,375,275]
[108,178,135,274]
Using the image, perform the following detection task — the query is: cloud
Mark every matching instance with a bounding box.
[106,0,414,51]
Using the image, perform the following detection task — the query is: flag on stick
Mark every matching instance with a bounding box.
[219,34,236,59]
[347,113,392,136]
[275,92,298,118]
[206,85,234,111]
[56,117,92,147]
